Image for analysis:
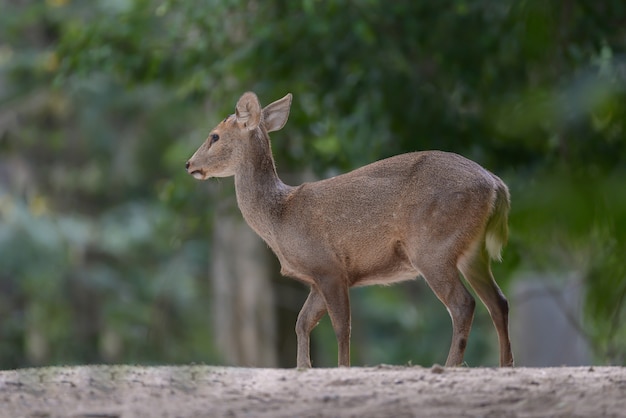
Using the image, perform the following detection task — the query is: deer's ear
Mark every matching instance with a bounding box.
[235,92,262,131]
[263,93,292,133]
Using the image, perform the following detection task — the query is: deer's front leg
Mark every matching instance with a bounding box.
[295,285,327,368]
[318,278,351,367]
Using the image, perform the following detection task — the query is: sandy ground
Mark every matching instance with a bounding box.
[0,365,625,417]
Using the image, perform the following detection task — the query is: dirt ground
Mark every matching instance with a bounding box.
[0,365,625,418]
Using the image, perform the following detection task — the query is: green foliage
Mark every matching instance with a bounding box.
[0,0,218,367]
[1,0,625,367]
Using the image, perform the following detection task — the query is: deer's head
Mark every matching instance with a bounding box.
[185,92,292,180]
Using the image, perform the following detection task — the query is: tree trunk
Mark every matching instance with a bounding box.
[511,273,591,366]
[211,196,278,367]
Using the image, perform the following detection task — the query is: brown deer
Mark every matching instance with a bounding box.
[186,92,513,368]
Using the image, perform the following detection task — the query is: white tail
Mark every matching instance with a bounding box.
[186,92,513,368]
[485,182,510,262]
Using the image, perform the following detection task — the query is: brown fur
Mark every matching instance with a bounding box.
[186,92,514,368]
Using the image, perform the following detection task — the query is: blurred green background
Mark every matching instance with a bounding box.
[0,0,625,369]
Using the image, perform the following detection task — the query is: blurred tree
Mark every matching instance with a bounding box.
[1,0,625,367]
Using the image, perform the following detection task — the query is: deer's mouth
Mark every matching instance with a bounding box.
[191,170,208,180]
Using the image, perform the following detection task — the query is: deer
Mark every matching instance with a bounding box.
[185,92,514,368]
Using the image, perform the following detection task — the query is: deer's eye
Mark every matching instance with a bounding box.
[209,133,220,144]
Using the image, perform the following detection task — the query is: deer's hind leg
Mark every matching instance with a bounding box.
[458,246,514,367]
[418,260,476,367]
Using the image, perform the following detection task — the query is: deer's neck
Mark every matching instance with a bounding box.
[234,131,290,243]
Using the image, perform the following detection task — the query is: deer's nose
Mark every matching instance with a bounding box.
[185,161,190,170]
